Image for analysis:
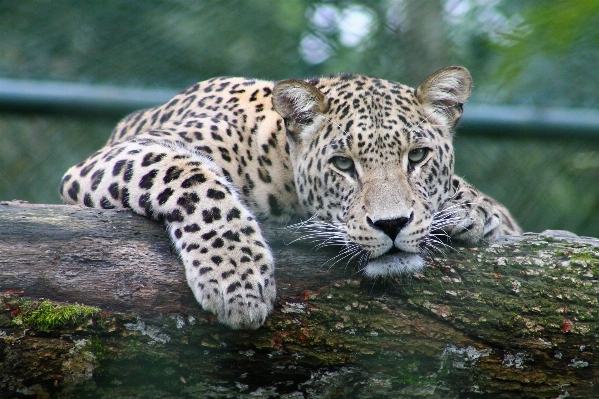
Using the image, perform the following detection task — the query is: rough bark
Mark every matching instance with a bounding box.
[0,201,598,398]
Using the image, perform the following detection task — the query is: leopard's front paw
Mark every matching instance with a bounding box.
[179,218,277,329]
[438,177,522,243]
[198,259,276,330]
[439,198,502,243]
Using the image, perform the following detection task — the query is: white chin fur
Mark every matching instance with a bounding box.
[363,253,424,277]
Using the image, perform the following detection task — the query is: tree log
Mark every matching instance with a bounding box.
[1,201,598,398]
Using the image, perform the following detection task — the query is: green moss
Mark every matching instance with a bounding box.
[87,336,110,361]
[570,252,599,262]
[12,299,101,332]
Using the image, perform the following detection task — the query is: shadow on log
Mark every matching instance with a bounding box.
[1,201,598,398]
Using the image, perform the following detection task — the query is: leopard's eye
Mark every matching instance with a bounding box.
[408,148,429,164]
[331,156,355,172]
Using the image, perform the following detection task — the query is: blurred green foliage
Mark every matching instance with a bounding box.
[493,0,599,107]
[1,0,598,236]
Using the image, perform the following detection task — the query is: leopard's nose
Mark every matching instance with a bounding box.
[367,213,413,241]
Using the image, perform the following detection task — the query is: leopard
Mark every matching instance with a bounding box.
[59,66,521,329]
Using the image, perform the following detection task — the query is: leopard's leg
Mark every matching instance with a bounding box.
[438,176,522,243]
[60,136,275,329]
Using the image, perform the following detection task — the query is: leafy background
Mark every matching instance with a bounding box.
[1,0,598,236]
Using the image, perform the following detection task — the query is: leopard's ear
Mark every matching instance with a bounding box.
[272,79,329,142]
[416,66,472,128]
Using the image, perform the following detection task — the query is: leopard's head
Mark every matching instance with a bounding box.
[272,66,472,276]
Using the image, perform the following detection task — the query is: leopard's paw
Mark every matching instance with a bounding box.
[439,198,503,243]
[180,220,277,329]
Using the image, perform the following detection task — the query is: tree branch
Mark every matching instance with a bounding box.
[1,201,597,398]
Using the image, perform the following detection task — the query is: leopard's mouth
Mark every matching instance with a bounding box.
[376,243,421,258]
[362,247,424,278]
[383,247,404,256]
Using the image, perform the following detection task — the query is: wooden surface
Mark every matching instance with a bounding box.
[1,201,599,398]
[0,201,348,316]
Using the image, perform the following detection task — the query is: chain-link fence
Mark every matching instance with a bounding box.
[2,0,599,237]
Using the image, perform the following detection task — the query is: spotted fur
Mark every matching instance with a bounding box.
[60,66,521,329]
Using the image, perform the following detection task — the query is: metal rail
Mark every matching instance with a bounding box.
[0,78,176,118]
[1,78,599,138]
[462,104,599,139]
